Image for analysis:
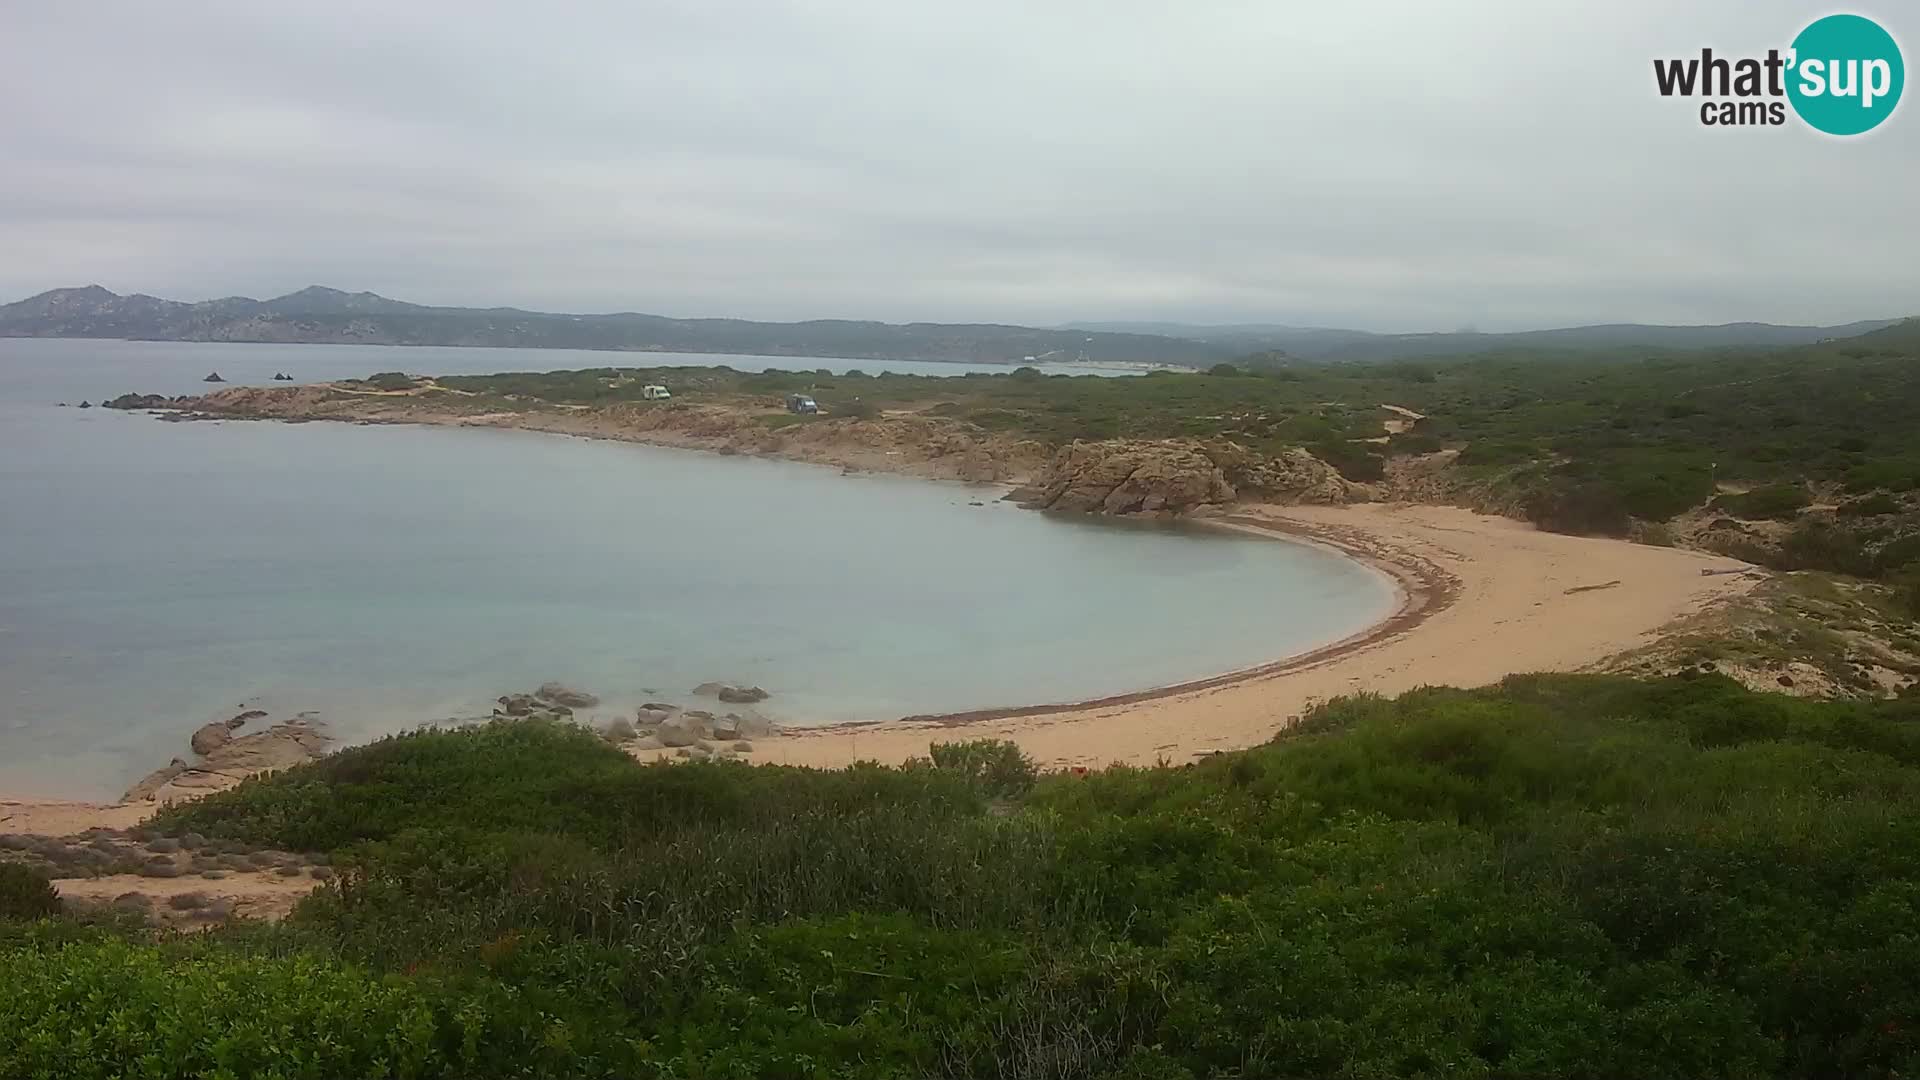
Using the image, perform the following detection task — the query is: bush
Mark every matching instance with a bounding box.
[362,371,417,391]
[1711,484,1811,521]
[1523,479,1632,537]
[1839,492,1901,517]
[1206,363,1241,377]
[924,739,1039,799]
[19,677,1920,1077]
[0,864,60,920]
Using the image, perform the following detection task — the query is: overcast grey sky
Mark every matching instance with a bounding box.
[1,1,1912,331]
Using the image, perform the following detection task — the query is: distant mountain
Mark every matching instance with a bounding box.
[0,286,1231,367]
[1063,318,1906,361]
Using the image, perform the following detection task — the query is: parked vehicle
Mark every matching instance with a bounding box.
[641,384,672,400]
[785,393,819,414]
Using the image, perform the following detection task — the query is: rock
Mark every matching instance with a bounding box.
[78,400,92,409]
[190,721,233,756]
[103,393,173,410]
[655,719,701,748]
[146,837,181,854]
[631,735,664,750]
[276,864,303,877]
[535,682,600,708]
[1778,674,1796,688]
[229,709,268,728]
[1226,445,1374,504]
[691,682,727,697]
[711,715,742,740]
[203,371,226,383]
[601,718,637,742]
[725,710,777,738]
[311,866,335,881]
[1026,440,1236,516]
[635,707,674,728]
[717,685,770,704]
[497,693,539,716]
[639,702,678,714]
[731,740,754,752]
[125,758,190,801]
[111,892,153,911]
[200,869,228,880]
[179,832,207,850]
[137,859,182,879]
[126,718,332,803]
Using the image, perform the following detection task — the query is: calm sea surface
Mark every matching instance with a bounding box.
[0,338,1394,798]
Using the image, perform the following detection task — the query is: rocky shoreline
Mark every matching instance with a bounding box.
[103,383,1372,519]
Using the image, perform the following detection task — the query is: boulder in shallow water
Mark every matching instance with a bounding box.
[189,722,232,756]
[717,685,770,704]
[535,682,600,708]
[497,693,539,716]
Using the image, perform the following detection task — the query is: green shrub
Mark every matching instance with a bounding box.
[1712,484,1812,521]
[23,676,1920,1077]
[924,739,1039,799]
[1523,479,1632,537]
[0,864,60,921]
[362,371,417,391]
[1839,492,1902,517]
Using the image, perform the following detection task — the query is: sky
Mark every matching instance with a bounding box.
[1,1,1913,332]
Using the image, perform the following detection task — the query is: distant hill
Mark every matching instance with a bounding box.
[7,285,1903,367]
[0,286,1232,367]
[1063,318,1906,361]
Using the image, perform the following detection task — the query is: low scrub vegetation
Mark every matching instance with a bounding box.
[435,323,1920,576]
[6,675,1920,1077]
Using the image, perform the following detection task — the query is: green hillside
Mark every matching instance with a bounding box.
[5,676,1918,1077]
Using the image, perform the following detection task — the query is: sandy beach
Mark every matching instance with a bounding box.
[738,502,1760,770]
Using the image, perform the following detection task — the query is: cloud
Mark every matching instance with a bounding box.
[1,0,1911,331]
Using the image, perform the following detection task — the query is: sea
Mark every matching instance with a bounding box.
[0,338,1396,798]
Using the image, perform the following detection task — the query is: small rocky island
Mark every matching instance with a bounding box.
[202,371,225,383]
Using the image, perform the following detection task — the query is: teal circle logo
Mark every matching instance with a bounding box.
[1787,14,1904,135]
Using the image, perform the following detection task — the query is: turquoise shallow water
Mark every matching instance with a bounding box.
[0,339,1395,799]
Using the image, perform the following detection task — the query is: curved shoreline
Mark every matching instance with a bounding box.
[748,502,1762,771]
[6,406,1766,817]
[883,511,1452,728]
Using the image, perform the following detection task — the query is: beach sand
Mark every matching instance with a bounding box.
[737,502,1760,770]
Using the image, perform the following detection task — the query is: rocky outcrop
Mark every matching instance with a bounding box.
[189,722,232,756]
[104,393,185,410]
[1203,443,1375,505]
[535,682,600,709]
[1025,440,1237,516]
[1023,438,1375,517]
[716,685,769,704]
[125,716,331,803]
[203,371,226,383]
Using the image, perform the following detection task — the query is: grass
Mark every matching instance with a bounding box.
[7,675,1920,1077]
